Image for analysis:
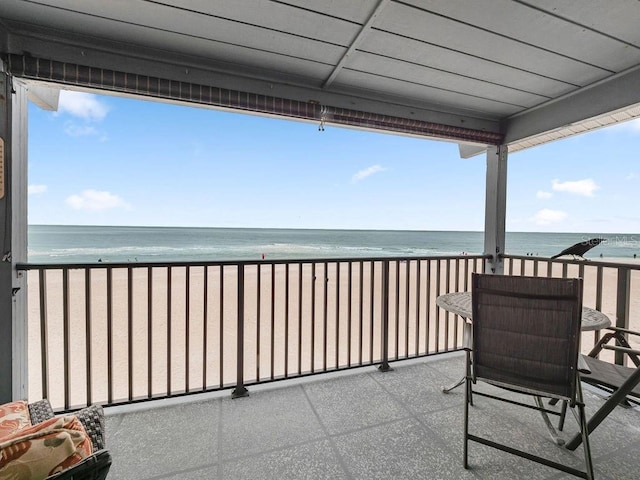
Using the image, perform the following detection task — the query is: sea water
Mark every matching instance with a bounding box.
[27,225,640,264]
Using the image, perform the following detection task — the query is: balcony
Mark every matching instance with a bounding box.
[103,353,640,480]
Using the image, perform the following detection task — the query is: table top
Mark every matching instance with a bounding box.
[436,291,611,332]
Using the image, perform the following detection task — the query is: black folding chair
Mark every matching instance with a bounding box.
[464,273,594,479]
[565,326,640,450]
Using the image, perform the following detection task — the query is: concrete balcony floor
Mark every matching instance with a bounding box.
[104,353,640,479]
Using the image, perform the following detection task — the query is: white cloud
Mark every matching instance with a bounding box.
[536,190,552,199]
[531,209,568,226]
[66,190,129,211]
[57,91,109,121]
[28,185,47,195]
[626,173,639,180]
[352,165,386,183]
[551,178,599,197]
[64,123,99,137]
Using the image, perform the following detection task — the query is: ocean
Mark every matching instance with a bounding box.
[26,225,640,264]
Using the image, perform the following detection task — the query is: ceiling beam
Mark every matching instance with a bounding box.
[322,0,390,89]
[504,64,640,144]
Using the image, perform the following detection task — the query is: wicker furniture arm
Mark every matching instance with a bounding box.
[26,399,111,480]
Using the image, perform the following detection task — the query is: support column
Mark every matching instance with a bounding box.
[0,65,29,403]
[483,145,508,275]
[12,79,28,401]
[0,65,13,402]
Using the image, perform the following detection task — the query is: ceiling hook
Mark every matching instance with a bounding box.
[318,106,327,131]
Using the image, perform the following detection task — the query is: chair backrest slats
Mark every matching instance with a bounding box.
[471,273,583,401]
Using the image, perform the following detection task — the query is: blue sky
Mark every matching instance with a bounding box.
[27,90,640,233]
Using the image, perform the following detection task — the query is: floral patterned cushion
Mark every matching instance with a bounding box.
[0,415,92,480]
[0,401,31,440]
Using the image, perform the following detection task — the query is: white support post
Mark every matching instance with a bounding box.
[483,145,508,275]
[12,80,29,401]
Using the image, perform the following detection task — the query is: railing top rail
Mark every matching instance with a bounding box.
[502,254,640,271]
[17,254,491,271]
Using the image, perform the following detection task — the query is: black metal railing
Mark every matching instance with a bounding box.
[21,254,636,411]
[18,255,487,410]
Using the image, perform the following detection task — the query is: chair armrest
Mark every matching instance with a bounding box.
[578,355,591,374]
[45,449,112,480]
[602,345,640,356]
[601,326,640,337]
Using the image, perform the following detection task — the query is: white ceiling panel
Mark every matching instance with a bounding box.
[344,51,549,108]
[148,0,363,47]
[374,2,611,85]
[528,0,640,48]
[403,0,640,72]
[334,69,523,118]
[275,0,381,23]
[0,0,346,66]
[360,30,574,98]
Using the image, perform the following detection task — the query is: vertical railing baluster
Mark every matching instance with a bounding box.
[147,267,153,398]
[323,261,328,371]
[425,260,431,354]
[616,267,631,365]
[297,263,303,375]
[347,261,353,367]
[435,260,442,352]
[39,269,49,400]
[335,262,340,370]
[395,259,400,359]
[63,269,70,410]
[85,268,92,406]
[256,263,261,381]
[285,263,290,378]
[594,265,603,345]
[379,260,391,371]
[405,259,410,359]
[232,264,248,397]
[167,267,172,395]
[415,260,421,356]
[107,267,113,405]
[202,266,208,391]
[271,264,276,380]
[453,258,460,348]
[369,261,375,364]
[128,266,133,401]
[219,266,224,388]
[359,261,364,365]
[185,266,190,393]
[311,263,316,373]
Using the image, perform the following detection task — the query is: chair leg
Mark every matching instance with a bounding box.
[577,385,595,480]
[567,366,640,450]
[558,400,568,431]
[464,350,471,469]
[534,396,565,446]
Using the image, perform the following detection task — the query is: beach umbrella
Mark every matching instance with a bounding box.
[550,238,604,260]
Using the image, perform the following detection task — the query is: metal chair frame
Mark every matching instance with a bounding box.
[464,273,594,480]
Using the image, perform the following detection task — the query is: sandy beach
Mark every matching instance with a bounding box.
[25,258,640,410]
